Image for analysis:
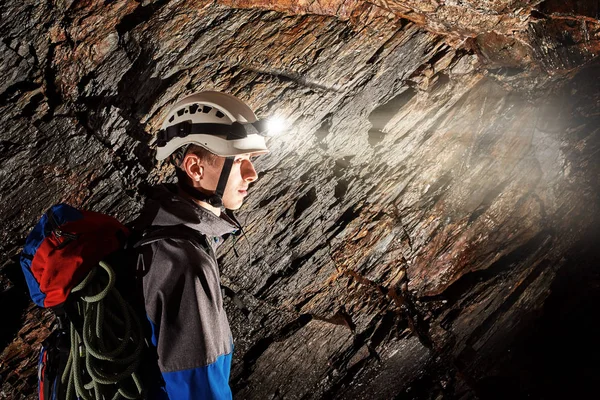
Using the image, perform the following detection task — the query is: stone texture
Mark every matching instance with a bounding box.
[236,319,355,399]
[222,0,600,80]
[0,0,599,399]
[0,303,53,400]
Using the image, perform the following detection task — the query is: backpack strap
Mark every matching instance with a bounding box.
[131,225,212,279]
[39,309,71,400]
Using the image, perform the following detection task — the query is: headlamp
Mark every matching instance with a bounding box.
[264,117,286,137]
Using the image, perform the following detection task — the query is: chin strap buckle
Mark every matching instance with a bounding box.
[207,194,223,208]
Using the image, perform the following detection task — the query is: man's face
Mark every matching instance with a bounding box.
[201,153,258,210]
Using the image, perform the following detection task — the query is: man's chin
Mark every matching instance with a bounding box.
[224,200,243,211]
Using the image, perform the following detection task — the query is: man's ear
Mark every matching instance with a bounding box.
[182,152,204,184]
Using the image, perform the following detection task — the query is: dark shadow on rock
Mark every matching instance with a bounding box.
[0,256,32,353]
[368,88,417,147]
[475,217,600,399]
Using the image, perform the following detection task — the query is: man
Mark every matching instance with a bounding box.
[135,91,270,399]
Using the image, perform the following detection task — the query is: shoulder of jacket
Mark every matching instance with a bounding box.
[150,236,212,259]
[140,238,217,284]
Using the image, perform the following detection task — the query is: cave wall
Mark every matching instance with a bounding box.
[1,1,599,399]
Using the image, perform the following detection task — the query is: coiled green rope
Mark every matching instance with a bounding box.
[61,261,145,400]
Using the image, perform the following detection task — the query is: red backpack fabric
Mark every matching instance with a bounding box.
[20,203,129,308]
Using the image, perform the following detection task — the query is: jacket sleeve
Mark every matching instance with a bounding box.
[141,238,233,400]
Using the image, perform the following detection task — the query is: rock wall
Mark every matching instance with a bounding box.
[1,1,599,399]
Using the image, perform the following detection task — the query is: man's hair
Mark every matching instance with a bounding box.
[169,144,219,168]
[184,145,219,166]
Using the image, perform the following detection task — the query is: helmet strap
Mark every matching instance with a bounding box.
[214,156,234,205]
[175,156,235,208]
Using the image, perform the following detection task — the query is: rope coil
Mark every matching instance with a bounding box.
[61,261,145,400]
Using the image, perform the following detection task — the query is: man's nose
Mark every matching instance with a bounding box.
[242,159,258,182]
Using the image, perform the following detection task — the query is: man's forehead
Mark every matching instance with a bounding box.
[237,151,268,158]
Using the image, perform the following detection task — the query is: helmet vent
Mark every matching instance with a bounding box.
[177,109,185,117]
[189,104,199,114]
[168,116,174,123]
[202,106,212,113]
[216,110,225,118]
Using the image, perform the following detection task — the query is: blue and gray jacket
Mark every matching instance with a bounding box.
[135,184,238,399]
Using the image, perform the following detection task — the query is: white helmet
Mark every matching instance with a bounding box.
[155,91,269,160]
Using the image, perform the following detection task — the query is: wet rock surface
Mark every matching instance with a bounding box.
[1,1,599,399]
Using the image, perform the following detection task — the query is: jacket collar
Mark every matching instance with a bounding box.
[144,184,239,237]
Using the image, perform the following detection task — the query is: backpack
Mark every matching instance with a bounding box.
[19,203,203,400]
